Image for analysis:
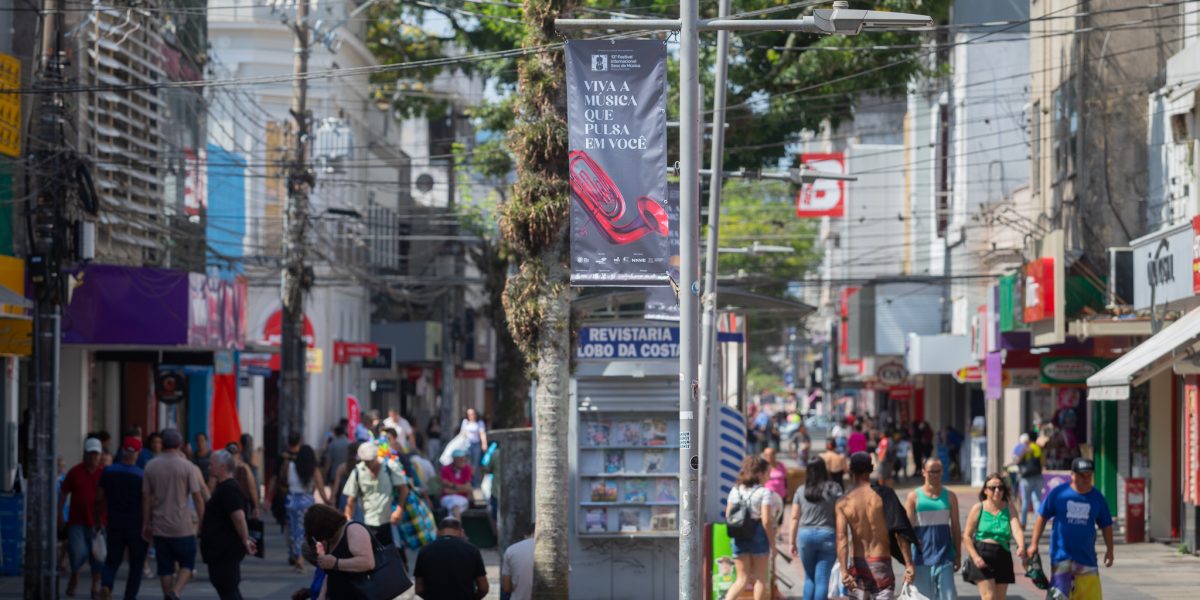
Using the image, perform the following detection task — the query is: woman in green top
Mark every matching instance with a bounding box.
[963,472,1026,599]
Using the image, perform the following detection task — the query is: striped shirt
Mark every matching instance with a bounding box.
[912,488,953,566]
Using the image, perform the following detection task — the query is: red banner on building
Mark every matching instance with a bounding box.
[796,153,846,218]
[1187,379,1200,505]
[1023,257,1055,323]
[347,395,362,435]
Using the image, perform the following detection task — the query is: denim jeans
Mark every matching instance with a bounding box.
[913,563,958,600]
[285,492,315,560]
[1020,475,1044,528]
[67,524,102,574]
[101,526,148,600]
[468,441,483,485]
[797,527,837,600]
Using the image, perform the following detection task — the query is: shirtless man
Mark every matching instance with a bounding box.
[821,439,849,490]
[837,452,914,599]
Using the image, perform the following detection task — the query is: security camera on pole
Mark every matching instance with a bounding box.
[556,4,931,598]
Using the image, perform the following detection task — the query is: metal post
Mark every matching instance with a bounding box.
[696,0,731,562]
[679,0,701,594]
[281,0,311,451]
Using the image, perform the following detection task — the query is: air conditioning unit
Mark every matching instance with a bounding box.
[1107,247,1133,309]
[411,172,438,206]
[313,118,354,173]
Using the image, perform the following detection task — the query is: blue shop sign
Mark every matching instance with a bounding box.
[576,325,680,360]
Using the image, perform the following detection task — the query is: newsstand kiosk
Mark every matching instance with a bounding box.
[569,320,682,599]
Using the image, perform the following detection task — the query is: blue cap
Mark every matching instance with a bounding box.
[451,449,467,458]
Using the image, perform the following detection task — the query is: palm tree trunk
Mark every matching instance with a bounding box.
[531,254,572,597]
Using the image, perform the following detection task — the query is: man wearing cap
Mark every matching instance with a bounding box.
[97,436,149,600]
[836,451,914,599]
[60,437,106,598]
[1027,457,1114,600]
[143,428,206,600]
[413,517,488,600]
[342,441,409,548]
[440,449,474,520]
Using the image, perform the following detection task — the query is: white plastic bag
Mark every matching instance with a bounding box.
[828,562,842,598]
[439,433,469,466]
[91,529,107,563]
[898,582,931,600]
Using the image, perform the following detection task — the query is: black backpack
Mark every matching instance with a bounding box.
[726,486,759,540]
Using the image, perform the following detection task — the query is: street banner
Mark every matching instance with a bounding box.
[795,153,846,218]
[347,394,362,435]
[566,39,670,286]
[645,287,679,321]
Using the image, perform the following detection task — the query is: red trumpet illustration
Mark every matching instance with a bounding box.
[570,150,670,245]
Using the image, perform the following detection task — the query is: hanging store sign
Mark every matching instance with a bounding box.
[333,341,379,365]
[1132,222,1193,310]
[362,346,393,370]
[795,153,846,218]
[1193,217,1200,296]
[953,365,982,384]
[1040,356,1111,385]
[875,361,908,387]
[576,325,679,360]
[566,40,670,286]
[1023,257,1055,323]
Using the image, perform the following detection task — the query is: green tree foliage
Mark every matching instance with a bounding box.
[715,179,820,296]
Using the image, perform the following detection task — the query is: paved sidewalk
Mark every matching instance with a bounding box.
[0,525,504,599]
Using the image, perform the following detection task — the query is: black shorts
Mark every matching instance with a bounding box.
[964,540,1015,584]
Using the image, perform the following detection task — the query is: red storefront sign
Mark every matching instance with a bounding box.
[839,287,863,376]
[262,310,316,347]
[1193,216,1200,295]
[1125,478,1146,543]
[1023,257,1055,323]
[795,153,846,218]
[1187,379,1200,505]
[333,341,379,365]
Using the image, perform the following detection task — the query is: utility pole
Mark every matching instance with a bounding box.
[26,0,68,596]
[555,4,930,597]
[281,0,312,451]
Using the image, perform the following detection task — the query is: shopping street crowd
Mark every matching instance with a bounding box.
[53,407,535,600]
[728,406,1115,600]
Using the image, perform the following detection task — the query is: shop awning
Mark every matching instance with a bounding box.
[1087,306,1200,400]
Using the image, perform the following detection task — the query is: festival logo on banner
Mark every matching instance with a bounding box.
[795,153,846,218]
[566,40,670,286]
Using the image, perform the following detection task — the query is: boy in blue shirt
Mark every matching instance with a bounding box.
[1027,458,1114,600]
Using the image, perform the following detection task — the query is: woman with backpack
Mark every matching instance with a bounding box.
[724,455,781,600]
[787,457,842,600]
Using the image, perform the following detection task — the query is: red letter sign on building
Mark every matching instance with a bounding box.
[1023,257,1055,323]
[796,153,846,218]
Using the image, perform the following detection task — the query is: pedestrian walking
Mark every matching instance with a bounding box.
[142,428,206,600]
[894,433,911,480]
[223,442,260,520]
[440,449,474,520]
[332,441,361,513]
[501,523,534,600]
[837,452,914,599]
[239,433,259,488]
[459,408,488,485]
[962,473,1025,600]
[425,416,443,460]
[201,450,258,600]
[138,432,163,469]
[1027,458,1114,600]
[383,409,417,453]
[269,432,331,572]
[874,433,894,487]
[97,436,149,600]
[761,448,788,502]
[847,424,868,456]
[191,432,213,485]
[821,440,847,491]
[342,441,410,548]
[60,437,105,599]
[787,457,842,600]
[904,458,961,600]
[1013,433,1044,531]
[324,423,350,485]
[413,517,489,600]
[723,455,781,600]
[304,504,381,599]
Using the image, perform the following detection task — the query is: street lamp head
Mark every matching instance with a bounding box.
[813,7,933,35]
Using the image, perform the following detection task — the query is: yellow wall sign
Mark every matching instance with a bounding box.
[0,54,20,158]
[306,348,324,374]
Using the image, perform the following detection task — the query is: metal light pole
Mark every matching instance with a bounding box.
[557,5,930,598]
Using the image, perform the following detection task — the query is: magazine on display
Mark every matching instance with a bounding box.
[642,419,668,446]
[623,479,648,503]
[651,507,676,531]
[585,508,608,532]
[604,450,625,473]
[613,421,642,446]
[643,450,665,473]
[590,479,619,503]
[618,509,640,533]
[655,479,678,503]
[585,422,610,447]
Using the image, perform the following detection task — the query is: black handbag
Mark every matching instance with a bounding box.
[350,527,414,600]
